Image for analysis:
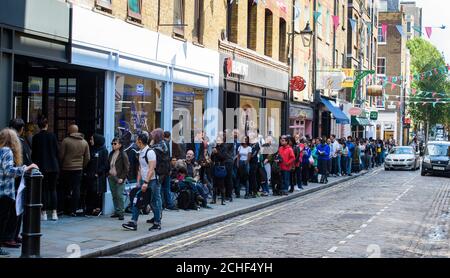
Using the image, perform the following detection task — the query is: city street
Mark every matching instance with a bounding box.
[113,169,450,258]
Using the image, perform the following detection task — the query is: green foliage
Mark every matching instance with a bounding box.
[406,38,450,128]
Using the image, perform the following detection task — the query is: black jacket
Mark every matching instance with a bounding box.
[31,130,59,172]
[107,150,130,181]
[84,134,109,193]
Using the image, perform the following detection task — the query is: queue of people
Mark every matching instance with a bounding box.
[0,116,395,256]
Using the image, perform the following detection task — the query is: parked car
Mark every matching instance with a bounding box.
[385,146,420,171]
[421,141,450,177]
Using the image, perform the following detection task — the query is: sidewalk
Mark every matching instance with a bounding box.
[3,170,369,258]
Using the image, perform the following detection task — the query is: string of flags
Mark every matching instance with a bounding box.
[379,23,446,39]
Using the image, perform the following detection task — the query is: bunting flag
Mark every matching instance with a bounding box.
[412,26,422,34]
[332,15,340,31]
[294,5,301,20]
[367,22,372,34]
[349,18,356,31]
[425,27,433,38]
[391,83,396,90]
[381,24,388,40]
[314,11,322,22]
[396,25,405,37]
[433,102,437,108]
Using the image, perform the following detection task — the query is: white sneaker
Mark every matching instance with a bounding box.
[51,210,58,221]
[41,211,47,221]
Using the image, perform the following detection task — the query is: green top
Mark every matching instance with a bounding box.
[311,147,318,167]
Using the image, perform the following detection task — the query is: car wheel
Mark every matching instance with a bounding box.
[385,167,390,171]
[421,169,425,176]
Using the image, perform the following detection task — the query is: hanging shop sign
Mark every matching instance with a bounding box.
[370,111,379,121]
[290,76,306,91]
[367,85,383,97]
[341,68,355,88]
[348,107,363,116]
[317,71,346,90]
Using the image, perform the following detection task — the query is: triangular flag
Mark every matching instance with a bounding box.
[425,27,432,38]
[392,76,397,83]
[382,24,388,40]
[396,25,405,37]
[391,83,397,90]
[433,102,437,108]
[349,18,356,31]
[294,5,301,20]
[332,15,340,31]
[367,22,372,34]
[314,11,321,22]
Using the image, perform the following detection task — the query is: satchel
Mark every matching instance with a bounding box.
[214,164,227,178]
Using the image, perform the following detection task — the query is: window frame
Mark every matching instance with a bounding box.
[173,0,186,38]
[127,0,142,22]
[377,57,386,76]
[95,0,112,12]
[193,0,204,44]
[378,26,386,44]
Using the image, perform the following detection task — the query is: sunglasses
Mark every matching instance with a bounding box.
[111,142,119,146]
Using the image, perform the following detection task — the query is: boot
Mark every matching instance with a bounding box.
[221,193,226,205]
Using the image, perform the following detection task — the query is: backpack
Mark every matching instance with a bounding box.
[144,144,170,177]
[126,187,151,215]
[177,188,198,210]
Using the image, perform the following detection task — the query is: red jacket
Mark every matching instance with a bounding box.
[278,145,295,171]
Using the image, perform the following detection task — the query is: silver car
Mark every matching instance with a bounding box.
[385,146,420,171]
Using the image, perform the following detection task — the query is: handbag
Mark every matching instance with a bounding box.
[309,156,314,165]
[214,164,227,178]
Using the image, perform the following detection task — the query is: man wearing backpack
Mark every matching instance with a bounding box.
[122,130,163,232]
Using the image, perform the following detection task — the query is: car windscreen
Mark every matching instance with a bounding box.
[426,144,450,156]
[390,148,414,155]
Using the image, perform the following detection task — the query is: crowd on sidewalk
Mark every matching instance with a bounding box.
[0,116,397,255]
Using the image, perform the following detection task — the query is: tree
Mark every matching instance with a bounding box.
[406,38,450,138]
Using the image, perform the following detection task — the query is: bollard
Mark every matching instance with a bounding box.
[21,169,43,258]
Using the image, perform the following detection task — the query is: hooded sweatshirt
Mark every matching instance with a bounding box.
[60,133,90,171]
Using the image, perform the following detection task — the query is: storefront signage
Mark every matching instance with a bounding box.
[387,104,396,109]
[225,58,249,77]
[370,111,379,121]
[384,123,394,130]
[341,69,355,88]
[348,107,363,116]
[317,71,345,90]
[136,84,144,95]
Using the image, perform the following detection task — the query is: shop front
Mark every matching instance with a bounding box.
[0,0,102,138]
[71,6,219,213]
[220,54,288,141]
[289,104,313,138]
[319,97,350,138]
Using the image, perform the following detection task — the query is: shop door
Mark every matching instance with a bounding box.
[13,76,77,141]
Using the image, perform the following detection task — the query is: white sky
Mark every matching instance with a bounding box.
[413,0,450,63]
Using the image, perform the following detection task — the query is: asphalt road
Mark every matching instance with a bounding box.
[113,167,450,258]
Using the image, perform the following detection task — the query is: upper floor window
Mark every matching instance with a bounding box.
[377,58,386,75]
[247,0,258,50]
[264,9,273,57]
[95,0,112,13]
[226,1,238,43]
[193,0,204,44]
[279,18,287,63]
[128,0,142,23]
[173,0,185,38]
[378,26,386,43]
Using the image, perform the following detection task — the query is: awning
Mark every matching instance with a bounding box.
[320,97,350,124]
[351,116,371,126]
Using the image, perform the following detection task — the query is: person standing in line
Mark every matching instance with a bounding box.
[59,125,90,216]
[161,131,176,210]
[317,139,331,184]
[248,131,260,198]
[211,135,227,205]
[277,135,295,195]
[346,137,355,176]
[0,129,38,255]
[236,136,251,198]
[31,117,60,221]
[300,139,312,186]
[108,138,129,221]
[8,119,32,246]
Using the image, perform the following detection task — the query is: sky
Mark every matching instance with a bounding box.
[414,0,450,63]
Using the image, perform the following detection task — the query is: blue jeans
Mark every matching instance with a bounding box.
[132,179,162,224]
[281,170,290,193]
[347,157,353,175]
[161,175,174,209]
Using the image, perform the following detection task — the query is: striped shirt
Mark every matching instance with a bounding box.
[0,147,26,200]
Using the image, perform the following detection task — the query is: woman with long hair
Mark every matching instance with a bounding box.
[236,136,251,198]
[0,128,38,255]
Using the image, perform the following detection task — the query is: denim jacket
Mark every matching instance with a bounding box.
[0,147,26,200]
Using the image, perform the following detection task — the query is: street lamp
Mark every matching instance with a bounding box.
[300,22,313,48]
